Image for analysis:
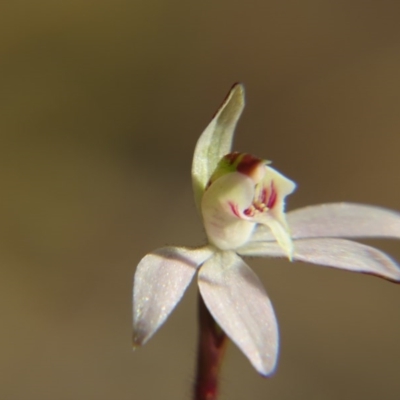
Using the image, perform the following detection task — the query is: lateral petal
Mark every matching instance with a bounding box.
[133,246,214,346]
[238,238,400,282]
[198,251,279,376]
[287,203,400,240]
[192,83,245,210]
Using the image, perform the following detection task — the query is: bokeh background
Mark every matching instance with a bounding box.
[1,1,400,399]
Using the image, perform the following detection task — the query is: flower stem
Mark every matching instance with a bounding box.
[194,293,227,400]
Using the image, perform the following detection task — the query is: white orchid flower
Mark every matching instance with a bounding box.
[133,84,400,376]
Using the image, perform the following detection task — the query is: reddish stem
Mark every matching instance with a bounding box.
[194,293,227,400]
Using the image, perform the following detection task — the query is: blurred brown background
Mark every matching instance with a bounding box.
[1,1,400,399]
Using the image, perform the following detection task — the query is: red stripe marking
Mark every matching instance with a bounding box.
[267,182,277,208]
[228,201,241,218]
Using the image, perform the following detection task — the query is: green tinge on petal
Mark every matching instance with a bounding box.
[252,213,294,260]
[192,84,245,211]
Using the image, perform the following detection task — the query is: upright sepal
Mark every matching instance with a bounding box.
[192,84,245,210]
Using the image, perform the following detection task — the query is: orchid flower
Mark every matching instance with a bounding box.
[132,83,400,378]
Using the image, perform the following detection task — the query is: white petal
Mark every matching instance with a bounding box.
[198,251,279,376]
[192,84,245,210]
[238,239,400,282]
[133,246,214,346]
[287,203,400,240]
